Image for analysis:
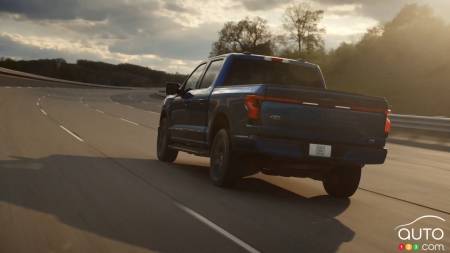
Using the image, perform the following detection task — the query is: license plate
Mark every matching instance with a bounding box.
[308,144,332,158]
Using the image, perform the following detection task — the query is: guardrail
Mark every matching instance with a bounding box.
[390,114,450,133]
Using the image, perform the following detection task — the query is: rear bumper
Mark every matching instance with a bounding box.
[231,134,387,165]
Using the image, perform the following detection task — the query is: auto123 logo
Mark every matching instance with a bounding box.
[395,215,446,251]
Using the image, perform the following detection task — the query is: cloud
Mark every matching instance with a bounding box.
[108,22,220,60]
[0,32,100,61]
[0,0,210,66]
[312,0,450,22]
[163,0,198,14]
[237,0,291,10]
[0,0,81,20]
[0,0,123,21]
[234,0,405,20]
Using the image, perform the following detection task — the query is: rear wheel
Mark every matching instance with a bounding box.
[209,129,241,187]
[323,165,361,198]
[157,118,178,162]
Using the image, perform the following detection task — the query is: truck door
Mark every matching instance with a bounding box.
[188,59,224,145]
[169,63,206,142]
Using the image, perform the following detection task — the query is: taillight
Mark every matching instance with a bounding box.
[245,95,261,120]
[385,109,391,134]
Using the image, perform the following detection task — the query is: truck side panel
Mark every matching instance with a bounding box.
[207,85,264,146]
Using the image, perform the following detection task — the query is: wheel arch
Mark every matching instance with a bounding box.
[159,110,167,124]
[208,112,230,147]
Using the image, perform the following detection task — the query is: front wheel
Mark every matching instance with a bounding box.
[157,118,178,162]
[322,165,362,198]
[209,129,241,187]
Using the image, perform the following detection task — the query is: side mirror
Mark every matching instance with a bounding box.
[166,82,180,95]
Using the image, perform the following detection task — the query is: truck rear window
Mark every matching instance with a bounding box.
[223,58,325,89]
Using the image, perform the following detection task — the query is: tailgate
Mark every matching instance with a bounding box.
[258,85,388,147]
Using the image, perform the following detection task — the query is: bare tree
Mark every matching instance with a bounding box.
[210,17,274,56]
[282,3,325,56]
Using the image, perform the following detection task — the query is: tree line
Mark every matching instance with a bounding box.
[210,4,450,116]
[0,58,186,87]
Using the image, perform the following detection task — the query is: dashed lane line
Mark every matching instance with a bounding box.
[175,203,260,253]
[59,125,84,142]
[120,118,139,126]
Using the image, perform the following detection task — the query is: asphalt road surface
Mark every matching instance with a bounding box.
[1,74,449,253]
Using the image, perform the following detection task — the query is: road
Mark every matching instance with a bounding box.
[0,73,449,253]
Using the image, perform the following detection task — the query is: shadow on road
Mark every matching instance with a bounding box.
[0,155,354,253]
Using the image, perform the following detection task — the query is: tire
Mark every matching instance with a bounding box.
[209,129,241,187]
[157,117,178,163]
[323,165,362,198]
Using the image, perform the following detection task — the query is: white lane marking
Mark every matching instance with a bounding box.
[302,102,319,106]
[59,125,84,142]
[127,105,134,109]
[120,118,139,126]
[147,111,159,115]
[36,102,40,106]
[335,105,351,110]
[40,109,47,116]
[176,203,260,253]
[95,109,105,114]
[5,86,11,88]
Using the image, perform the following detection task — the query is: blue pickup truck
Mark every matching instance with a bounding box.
[157,53,390,197]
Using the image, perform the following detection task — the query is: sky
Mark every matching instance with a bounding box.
[0,0,449,74]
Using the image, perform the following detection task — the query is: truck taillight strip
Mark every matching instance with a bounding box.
[385,109,392,134]
[245,95,388,120]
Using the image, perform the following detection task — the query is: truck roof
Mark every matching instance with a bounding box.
[208,53,318,69]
